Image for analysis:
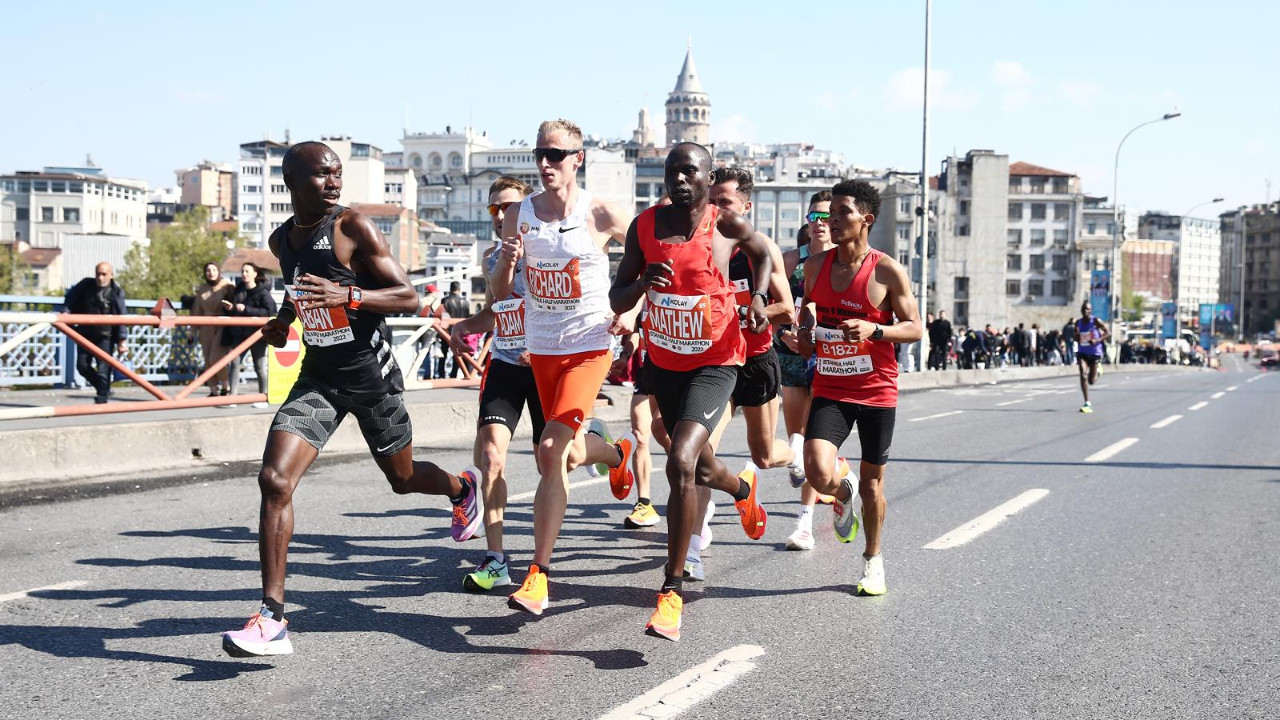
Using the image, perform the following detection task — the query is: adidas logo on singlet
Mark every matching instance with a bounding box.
[313,235,332,250]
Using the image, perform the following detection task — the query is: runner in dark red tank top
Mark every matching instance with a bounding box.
[796,179,922,598]
[611,142,775,641]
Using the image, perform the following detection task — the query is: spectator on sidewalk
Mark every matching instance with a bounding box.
[927,310,953,370]
[437,281,472,378]
[221,262,277,407]
[1061,317,1077,364]
[64,262,127,404]
[192,262,235,397]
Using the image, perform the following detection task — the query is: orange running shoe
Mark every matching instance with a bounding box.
[507,565,549,615]
[734,468,768,540]
[609,431,637,500]
[645,591,683,641]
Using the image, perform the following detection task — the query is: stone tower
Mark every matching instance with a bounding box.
[632,107,655,147]
[664,41,710,146]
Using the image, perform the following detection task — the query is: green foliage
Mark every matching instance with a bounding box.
[0,246,30,294]
[118,207,242,301]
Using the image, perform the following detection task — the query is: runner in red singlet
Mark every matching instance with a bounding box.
[796,179,922,597]
[611,143,774,641]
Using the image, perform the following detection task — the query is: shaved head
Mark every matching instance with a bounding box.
[668,142,712,173]
[282,141,338,181]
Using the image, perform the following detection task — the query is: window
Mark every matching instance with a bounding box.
[270,166,283,176]
[34,180,49,192]
[63,207,79,223]
[375,219,394,234]
[1006,280,1021,295]
[243,166,262,175]
[1052,178,1069,193]
[1055,203,1070,221]
[1031,203,1046,220]
[898,226,910,240]
[1051,280,1069,297]
[243,203,260,212]
[1009,179,1022,193]
[1030,178,1046,194]
[957,225,969,236]
[899,198,911,214]
[271,184,286,194]
[18,180,30,192]
[1053,229,1068,246]
[429,153,443,169]
[1008,203,1022,221]
[410,154,422,168]
[449,152,463,168]
[1030,229,1046,246]
[271,203,291,212]
[70,182,83,193]
[756,207,774,222]
[352,144,370,158]
[1086,222,1096,234]
[959,200,969,215]
[780,191,801,203]
[1007,254,1022,270]
[1008,229,1022,245]
[16,207,29,221]
[954,276,969,298]
[1028,279,1044,296]
[1052,254,1068,271]
[1030,255,1045,271]
[242,185,261,194]
[635,183,648,196]
[40,206,54,222]
[780,208,799,221]
[51,181,67,193]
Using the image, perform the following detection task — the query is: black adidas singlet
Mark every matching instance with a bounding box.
[276,206,404,395]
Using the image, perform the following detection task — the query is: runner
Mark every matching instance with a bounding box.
[796,179,922,597]
[1074,301,1109,413]
[610,142,774,640]
[221,141,482,657]
[446,176,545,592]
[777,192,838,551]
[491,119,638,616]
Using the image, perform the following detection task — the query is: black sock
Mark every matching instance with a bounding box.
[450,473,471,505]
[732,478,752,501]
[530,563,549,577]
[661,574,683,595]
[638,497,651,506]
[261,596,285,621]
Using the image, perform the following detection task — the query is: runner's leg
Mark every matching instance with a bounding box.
[258,431,321,605]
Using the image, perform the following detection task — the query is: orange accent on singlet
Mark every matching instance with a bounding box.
[529,349,611,433]
[638,206,744,372]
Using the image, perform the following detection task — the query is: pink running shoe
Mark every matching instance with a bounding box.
[451,466,484,542]
[222,611,292,657]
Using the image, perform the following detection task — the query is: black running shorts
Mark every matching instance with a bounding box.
[804,396,896,466]
[646,359,736,435]
[478,357,546,444]
[732,349,781,408]
[270,375,413,456]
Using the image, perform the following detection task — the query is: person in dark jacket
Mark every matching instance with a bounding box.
[64,261,127,403]
[221,262,277,406]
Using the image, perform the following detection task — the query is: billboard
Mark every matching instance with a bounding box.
[1198,303,1234,351]
[1089,270,1111,322]
[1160,302,1178,341]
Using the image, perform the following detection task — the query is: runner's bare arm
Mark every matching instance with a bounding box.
[609,220,650,314]
[847,257,922,344]
[1096,319,1111,341]
[795,253,825,357]
[763,239,794,326]
[490,209,521,300]
[593,199,634,250]
[262,226,295,346]
[450,285,498,356]
[717,212,771,334]
[293,211,417,314]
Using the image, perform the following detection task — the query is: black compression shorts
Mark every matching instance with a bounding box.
[478,357,545,444]
[646,360,736,436]
[732,349,781,408]
[804,396,896,466]
[270,375,413,456]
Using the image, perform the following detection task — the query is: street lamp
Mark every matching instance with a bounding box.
[1111,111,1180,342]
[1182,197,1224,218]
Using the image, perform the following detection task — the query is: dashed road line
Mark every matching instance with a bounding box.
[923,489,1050,550]
[909,410,964,422]
[1189,401,1209,411]
[598,644,765,720]
[0,580,87,604]
[509,477,606,502]
[1085,438,1139,463]
[1211,392,1225,399]
[1150,415,1183,429]
[1227,386,1239,392]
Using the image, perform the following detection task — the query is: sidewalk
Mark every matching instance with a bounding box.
[0,363,1195,486]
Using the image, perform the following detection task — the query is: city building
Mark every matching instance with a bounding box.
[1005,162,1084,326]
[0,241,62,292]
[384,166,417,217]
[665,43,710,145]
[1220,203,1280,335]
[322,136,385,206]
[350,203,419,271]
[145,186,183,233]
[236,139,289,248]
[176,161,235,221]
[1139,212,1222,323]
[933,150,1011,328]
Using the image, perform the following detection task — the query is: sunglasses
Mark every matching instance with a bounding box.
[806,211,831,223]
[487,201,517,217]
[534,147,582,163]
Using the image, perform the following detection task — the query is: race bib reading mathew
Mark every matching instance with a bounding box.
[526,257,583,312]
[285,285,355,347]
[645,290,712,355]
[492,297,525,351]
[814,326,872,376]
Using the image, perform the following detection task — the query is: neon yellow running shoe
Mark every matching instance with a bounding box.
[463,556,511,592]
[624,500,660,528]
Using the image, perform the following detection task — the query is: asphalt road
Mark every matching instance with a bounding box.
[1,362,1277,720]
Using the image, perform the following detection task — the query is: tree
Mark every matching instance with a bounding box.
[0,244,30,295]
[118,207,241,301]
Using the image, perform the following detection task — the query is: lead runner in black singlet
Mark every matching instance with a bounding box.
[220,141,482,659]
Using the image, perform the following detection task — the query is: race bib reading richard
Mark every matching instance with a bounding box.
[645,290,712,355]
[527,257,583,312]
[814,326,872,376]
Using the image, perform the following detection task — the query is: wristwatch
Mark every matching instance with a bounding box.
[751,290,769,302]
[346,286,364,309]
[871,324,884,341]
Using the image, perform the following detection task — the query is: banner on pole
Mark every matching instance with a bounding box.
[1090,270,1111,322]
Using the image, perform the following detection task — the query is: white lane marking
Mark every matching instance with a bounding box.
[923,489,1050,550]
[1227,386,1239,392]
[1211,392,1225,399]
[0,580,87,603]
[508,477,606,502]
[1189,401,1209,411]
[1085,438,1139,463]
[909,410,964,422]
[997,398,1031,406]
[1150,415,1183,429]
[598,644,765,720]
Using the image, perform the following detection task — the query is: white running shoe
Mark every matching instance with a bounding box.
[786,526,815,551]
[856,555,887,596]
[585,418,611,477]
[683,555,705,582]
[698,501,715,551]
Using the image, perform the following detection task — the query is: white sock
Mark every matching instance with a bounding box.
[742,460,759,476]
[486,551,505,565]
[788,434,804,466]
[796,506,814,532]
[686,540,702,562]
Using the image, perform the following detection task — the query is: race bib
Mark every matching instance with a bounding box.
[731,278,751,328]
[526,257,583,312]
[285,285,355,347]
[492,297,525,351]
[815,326,873,376]
[645,290,712,355]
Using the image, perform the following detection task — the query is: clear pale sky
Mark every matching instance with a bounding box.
[3,1,1275,218]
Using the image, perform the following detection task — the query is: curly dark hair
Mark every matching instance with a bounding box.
[831,179,881,218]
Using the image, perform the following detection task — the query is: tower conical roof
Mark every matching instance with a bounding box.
[672,43,704,94]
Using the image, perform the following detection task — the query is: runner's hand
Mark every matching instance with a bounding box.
[293,273,347,310]
[795,327,815,358]
[499,236,523,265]
[779,328,801,353]
[447,321,473,357]
[517,351,532,367]
[607,313,635,335]
[262,318,289,348]
[642,261,674,289]
[839,318,876,342]
[747,296,768,334]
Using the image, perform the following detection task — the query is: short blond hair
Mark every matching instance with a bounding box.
[537,118,583,145]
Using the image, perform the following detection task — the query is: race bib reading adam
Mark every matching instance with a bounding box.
[492,297,526,351]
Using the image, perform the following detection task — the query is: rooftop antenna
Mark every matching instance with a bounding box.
[284,125,291,145]
[1267,177,1272,205]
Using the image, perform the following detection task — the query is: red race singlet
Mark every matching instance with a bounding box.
[807,248,898,407]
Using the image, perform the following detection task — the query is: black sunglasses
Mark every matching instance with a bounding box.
[534,147,582,163]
